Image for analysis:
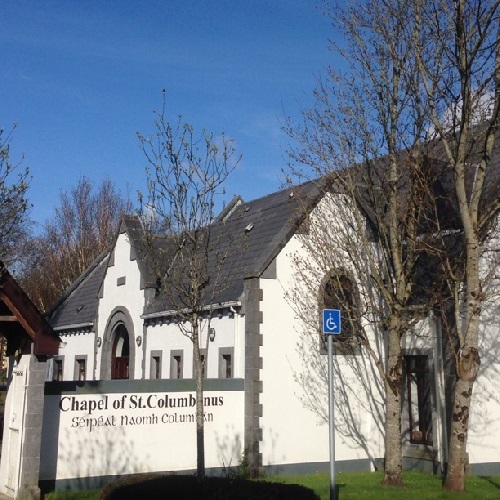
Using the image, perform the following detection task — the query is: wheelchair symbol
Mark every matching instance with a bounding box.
[326,315,337,330]
[323,309,341,334]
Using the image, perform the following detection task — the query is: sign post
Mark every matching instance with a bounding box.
[323,309,341,500]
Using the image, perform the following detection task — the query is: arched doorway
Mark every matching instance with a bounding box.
[100,307,136,380]
[111,324,130,379]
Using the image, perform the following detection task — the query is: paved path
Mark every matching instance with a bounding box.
[0,494,12,500]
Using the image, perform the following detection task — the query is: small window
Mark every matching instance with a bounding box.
[150,351,162,380]
[74,356,87,381]
[53,358,64,382]
[170,350,183,380]
[192,349,207,379]
[218,347,234,379]
[405,355,433,445]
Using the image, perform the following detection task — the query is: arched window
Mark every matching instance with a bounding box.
[320,272,360,350]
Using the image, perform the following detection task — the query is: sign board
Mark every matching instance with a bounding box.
[323,309,341,335]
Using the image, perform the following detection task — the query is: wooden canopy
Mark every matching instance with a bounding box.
[0,263,59,356]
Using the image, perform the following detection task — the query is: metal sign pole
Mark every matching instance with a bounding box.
[328,333,336,500]
[323,309,340,500]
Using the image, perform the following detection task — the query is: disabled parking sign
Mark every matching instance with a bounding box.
[323,309,341,335]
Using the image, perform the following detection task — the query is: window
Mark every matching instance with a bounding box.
[74,357,87,381]
[405,355,433,445]
[170,350,183,379]
[53,358,64,381]
[192,349,207,379]
[150,351,162,380]
[319,272,361,353]
[218,347,234,379]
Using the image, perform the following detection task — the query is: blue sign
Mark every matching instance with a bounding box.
[323,309,341,335]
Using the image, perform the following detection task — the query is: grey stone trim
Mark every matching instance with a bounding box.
[19,355,48,495]
[169,349,184,379]
[218,347,234,378]
[107,249,115,267]
[100,307,136,380]
[470,462,500,475]
[139,321,147,379]
[129,243,137,261]
[53,324,93,333]
[150,350,163,379]
[51,356,64,381]
[264,458,377,476]
[17,485,41,499]
[116,276,126,286]
[403,456,442,475]
[44,377,245,395]
[73,355,88,381]
[261,258,276,279]
[243,278,263,472]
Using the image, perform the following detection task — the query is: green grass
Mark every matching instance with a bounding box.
[270,471,500,499]
[45,472,500,499]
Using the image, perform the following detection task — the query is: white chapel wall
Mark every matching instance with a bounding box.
[96,232,145,379]
[145,312,244,380]
[258,195,385,470]
[468,221,500,468]
[57,331,96,381]
[39,383,245,485]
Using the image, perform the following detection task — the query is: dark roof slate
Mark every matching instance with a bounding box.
[47,129,500,328]
[47,253,108,330]
[144,179,325,314]
[48,178,326,327]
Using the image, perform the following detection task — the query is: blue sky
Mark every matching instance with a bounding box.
[2,1,336,228]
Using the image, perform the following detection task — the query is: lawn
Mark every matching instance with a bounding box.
[272,471,500,499]
[45,471,500,499]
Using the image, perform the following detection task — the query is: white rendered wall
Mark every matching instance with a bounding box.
[57,331,96,381]
[259,228,384,469]
[145,313,244,379]
[96,233,145,379]
[468,224,500,467]
[39,386,245,482]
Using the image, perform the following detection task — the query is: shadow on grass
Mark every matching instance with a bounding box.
[478,476,500,489]
[100,474,320,500]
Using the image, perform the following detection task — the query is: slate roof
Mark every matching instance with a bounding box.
[46,126,500,329]
[47,252,109,330]
[143,179,326,315]
[47,179,326,328]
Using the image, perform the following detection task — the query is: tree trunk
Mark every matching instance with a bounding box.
[444,376,473,491]
[383,327,403,486]
[193,326,205,478]
[443,207,482,491]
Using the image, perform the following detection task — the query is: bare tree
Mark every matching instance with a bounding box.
[20,177,131,311]
[0,125,31,267]
[285,0,437,485]
[137,93,240,477]
[412,0,500,490]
